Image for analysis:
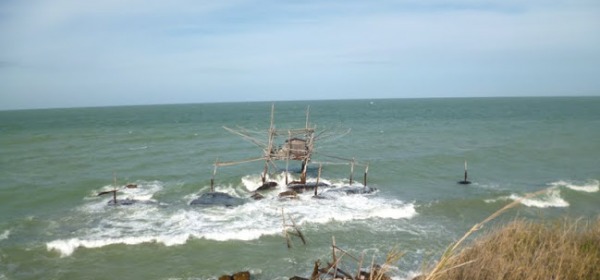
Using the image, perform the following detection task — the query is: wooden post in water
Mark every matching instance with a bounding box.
[305,106,310,131]
[314,164,322,196]
[285,131,291,185]
[285,160,289,185]
[349,158,355,185]
[112,172,118,204]
[263,104,276,185]
[464,160,468,182]
[300,158,308,184]
[211,159,218,192]
[363,163,369,189]
[261,161,268,184]
[458,160,472,184]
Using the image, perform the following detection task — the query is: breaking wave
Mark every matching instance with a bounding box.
[549,179,599,193]
[508,187,569,208]
[484,179,599,208]
[47,175,416,257]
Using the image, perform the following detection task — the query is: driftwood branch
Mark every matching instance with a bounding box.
[282,208,307,248]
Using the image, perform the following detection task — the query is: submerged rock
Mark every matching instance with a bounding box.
[279,190,299,199]
[328,186,377,195]
[106,198,138,206]
[287,182,330,193]
[190,192,244,207]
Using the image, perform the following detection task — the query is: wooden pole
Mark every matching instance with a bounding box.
[305,105,310,130]
[262,161,268,184]
[314,164,322,196]
[464,160,468,182]
[300,158,308,184]
[282,208,291,248]
[112,172,118,204]
[363,162,369,189]
[211,159,218,192]
[349,158,355,185]
[331,236,337,279]
[285,131,291,185]
[263,104,276,184]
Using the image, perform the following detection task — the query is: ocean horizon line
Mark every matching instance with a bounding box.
[2,94,598,112]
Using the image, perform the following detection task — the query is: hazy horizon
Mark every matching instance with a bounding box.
[2,95,598,112]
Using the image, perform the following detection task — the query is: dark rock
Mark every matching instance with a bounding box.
[256,181,278,191]
[359,266,391,280]
[107,199,137,206]
[326,186,377,195]
[287,182,329,193]
[289,277,308,280]
[232,271,250,280]
[279,190,298,199]
[190,192,244,207]
[219,271,250,280]
[250,192,264,200]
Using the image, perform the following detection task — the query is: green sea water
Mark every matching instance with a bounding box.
[1,97,599,279]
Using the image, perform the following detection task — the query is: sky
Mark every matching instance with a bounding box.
[1,0,599,110]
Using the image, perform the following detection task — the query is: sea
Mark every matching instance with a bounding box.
[1,97,599,280]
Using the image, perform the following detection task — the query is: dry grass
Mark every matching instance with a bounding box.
[432,217,600,280]
[421,187,600,280]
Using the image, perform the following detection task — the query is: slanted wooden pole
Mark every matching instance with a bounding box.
[282,208,291,248]
[331,236,337,279]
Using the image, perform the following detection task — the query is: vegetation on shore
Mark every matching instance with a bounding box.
[425,217,600,280]
[420,187,600,280]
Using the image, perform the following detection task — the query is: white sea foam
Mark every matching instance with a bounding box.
[128,145,148,151]
[485,179,598,206]
[484,196,510,204]
[47,176,416,257]
[550,179,599,193]
[0,230,10,241]
[91,180,163,203]
[509,188,569,208]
